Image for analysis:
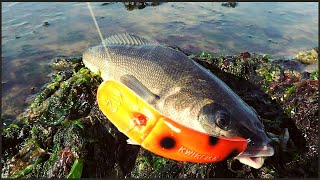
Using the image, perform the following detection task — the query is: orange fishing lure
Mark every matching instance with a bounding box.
[97,80,248,163]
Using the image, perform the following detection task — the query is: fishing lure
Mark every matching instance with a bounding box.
[97,80,248,163]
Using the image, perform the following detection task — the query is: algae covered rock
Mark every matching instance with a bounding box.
[127,52,318,178]
[3,57,100,178]
[1,57,141,178]
[294,48,318,64]
[1,51,318,178]
[221,2,238,8]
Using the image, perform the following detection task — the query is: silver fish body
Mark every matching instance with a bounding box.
[83,34,274,169]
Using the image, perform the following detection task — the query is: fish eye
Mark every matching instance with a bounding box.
[215,111,230,130]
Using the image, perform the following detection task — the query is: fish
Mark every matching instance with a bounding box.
[83,33,274,169]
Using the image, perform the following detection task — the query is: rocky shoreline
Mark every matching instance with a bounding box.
[1,50,318,178]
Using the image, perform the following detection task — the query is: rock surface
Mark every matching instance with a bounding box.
[294,48,318,65]
[1,51,318,178]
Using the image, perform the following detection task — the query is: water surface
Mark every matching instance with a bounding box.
[1,2,318,118]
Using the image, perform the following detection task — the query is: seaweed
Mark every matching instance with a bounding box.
[1,50,318,178]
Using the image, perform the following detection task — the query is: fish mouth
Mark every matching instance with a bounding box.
[235,145,274,169]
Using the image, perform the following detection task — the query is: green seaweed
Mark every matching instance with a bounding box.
[3,123,21,135]
[52,73,63,82]
[309,70,318,80]
[66,159,84,178]
[262,54,270,60]
[256,63,281,88]
[2,53,318,178]
[200,50,213,61]
[29,65,99,125]
[284,85,298,98]
[284,106,295,117]
[11,157,43,178]
[47,82,60,90]
[262,166,279,178]
[72,119,84,129]
[5,138,45,178]
[151,157,169,170]
[40,144,62,175]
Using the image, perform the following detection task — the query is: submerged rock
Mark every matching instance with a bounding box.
[221,2,238,8]
[43,21,50,27]
[123,2,165,11]
[1,51,318,178]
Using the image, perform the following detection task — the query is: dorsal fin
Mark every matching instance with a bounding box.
[104,33,159,46]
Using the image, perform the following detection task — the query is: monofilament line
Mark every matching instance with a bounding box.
[86,2,111,61]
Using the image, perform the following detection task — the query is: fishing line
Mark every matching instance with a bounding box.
[86,2,111,61]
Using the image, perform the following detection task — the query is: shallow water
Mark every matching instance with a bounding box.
[1,2,318,119]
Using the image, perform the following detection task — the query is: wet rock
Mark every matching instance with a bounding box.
[129,150,179,178]
[81,104,140,178]
[123,2,165,11]
[1,57,141,178]
[294,48,318,64]
[264,27,283,39]
[124,2,146,11]
[100,2,115,6]
[2,138,45,178]
[50,57,82,71]
[188,53,318,177]
[284,80,318,161]
[272,59,305,73]
[43,21,50,27]
[221,2,238,8]
[239,51,251,58]
[1,52,318,178]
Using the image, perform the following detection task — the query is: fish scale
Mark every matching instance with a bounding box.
[85,44,196,96]
[84,33,266,138]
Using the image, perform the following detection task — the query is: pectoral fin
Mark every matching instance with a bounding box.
[120,75,159,103]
